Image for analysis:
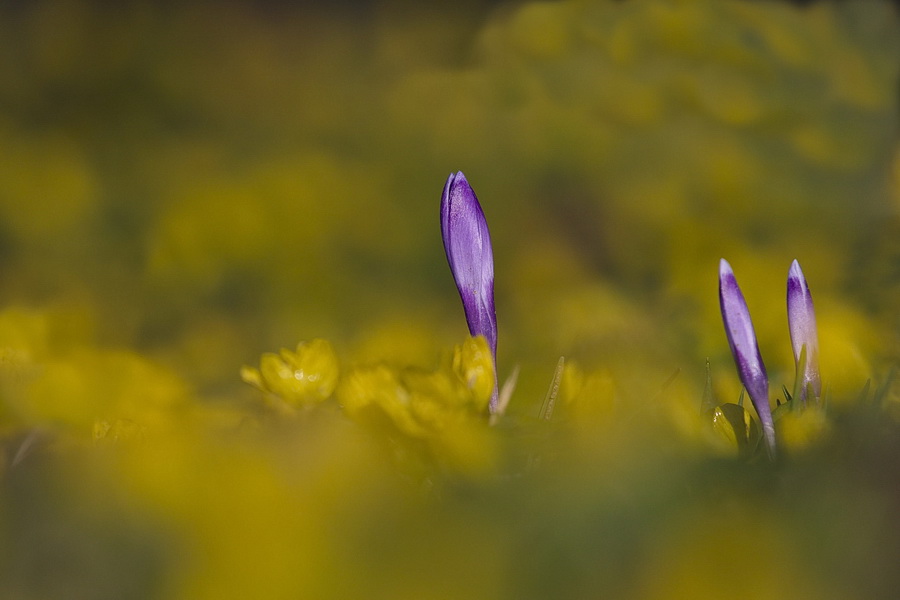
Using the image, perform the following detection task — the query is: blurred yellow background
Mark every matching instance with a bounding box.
[1,1,899,598]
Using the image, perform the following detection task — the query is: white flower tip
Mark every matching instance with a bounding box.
[719,258,733,279]
[789,259,803,281]
[787,260,811,303]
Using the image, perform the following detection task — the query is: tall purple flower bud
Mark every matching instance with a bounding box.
[787,259,821,405]
[719,259,776,459]
[441,171,498,410]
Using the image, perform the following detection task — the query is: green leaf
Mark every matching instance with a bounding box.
[711,403,761,457]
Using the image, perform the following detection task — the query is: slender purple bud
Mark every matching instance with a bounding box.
[441,172,498,409]
[719,259,776,458]
[787,259,821,405]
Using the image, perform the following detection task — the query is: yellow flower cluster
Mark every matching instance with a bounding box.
[242,336,497,475]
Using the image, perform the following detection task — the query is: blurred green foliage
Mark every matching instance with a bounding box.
[1,0,899,598]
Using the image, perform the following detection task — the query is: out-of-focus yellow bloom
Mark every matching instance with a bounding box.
[13,350,188,432]
[241,338,339,408]
[338,336,493,426]
[335,336,495,474]
[339,365,426,437]
[0,306,188,433]
[451,335,495,408]
[816,299,878,402]
[92,418,145,443]
[559,361,616,424]
[638,505,835,600]
[778,408,830,452]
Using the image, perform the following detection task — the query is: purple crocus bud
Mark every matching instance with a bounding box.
[441,171,498,410]
[787,259,821,405]
[719,259,776,458]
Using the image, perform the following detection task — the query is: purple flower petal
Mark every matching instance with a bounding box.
[719,259,776,458]
[787,259,821,404]
[441,172,498,409]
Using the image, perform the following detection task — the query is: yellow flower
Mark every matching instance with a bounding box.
[242,339,339,407]
[450,335,495,412]
[778,408,830,452]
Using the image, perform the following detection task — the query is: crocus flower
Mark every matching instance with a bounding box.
[787,259,821,405]
[441,171,498,410]
[719,259,776,459]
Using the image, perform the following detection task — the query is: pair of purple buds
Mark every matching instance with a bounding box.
[719,259,821,459]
